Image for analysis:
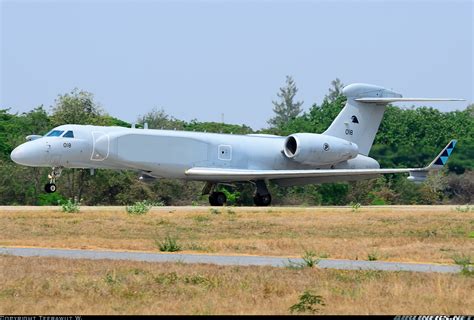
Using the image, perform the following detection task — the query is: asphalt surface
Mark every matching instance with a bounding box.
[0,247,462,273]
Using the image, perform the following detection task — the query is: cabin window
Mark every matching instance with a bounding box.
[63,131,74,138]
[46,130,64,137]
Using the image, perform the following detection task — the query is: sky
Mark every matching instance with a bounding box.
[1,0,473,130]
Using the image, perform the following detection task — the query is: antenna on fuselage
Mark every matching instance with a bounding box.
[132,123,136,129]
[144,122,148,129]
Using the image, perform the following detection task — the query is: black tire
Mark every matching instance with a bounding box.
[44,183,57,193]
[254,193,271,207]
[209,193,217,206]
[209,192,226,206]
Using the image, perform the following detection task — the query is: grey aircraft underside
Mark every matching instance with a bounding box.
[10,83,461,206]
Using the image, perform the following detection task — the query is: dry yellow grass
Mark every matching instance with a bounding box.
[0,205,472,264]
[0,255,472,315]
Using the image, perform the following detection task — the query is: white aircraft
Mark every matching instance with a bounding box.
[10,83,461,206]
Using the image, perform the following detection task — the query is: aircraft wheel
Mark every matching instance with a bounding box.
[254,193,271,206]
[209,193,217,206]
[209,192,226,206]
[45,183,57,193]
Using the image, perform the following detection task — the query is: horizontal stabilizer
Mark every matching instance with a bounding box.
[355,98,465,103]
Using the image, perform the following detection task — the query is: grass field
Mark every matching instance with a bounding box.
[0,255,472,315]
[0,205,472,264]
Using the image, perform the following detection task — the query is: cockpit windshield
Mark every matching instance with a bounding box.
[46,130,64,137]
[63,131,74,138]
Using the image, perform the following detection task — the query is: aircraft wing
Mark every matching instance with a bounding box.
[186,167,415,181]
[185,140,456,182]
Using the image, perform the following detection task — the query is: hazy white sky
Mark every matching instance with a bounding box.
[1,0,473,130]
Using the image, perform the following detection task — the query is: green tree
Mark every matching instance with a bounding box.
[0,84,472,206]
[137,108,185,130]
[51,88,106,126]
[325,78,344,103]
[184,120,253,134]
[268,76,303,129]
[0,108,51,204]
[50,89,109,202]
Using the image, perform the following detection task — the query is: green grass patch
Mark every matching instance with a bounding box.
[60,199,80,213]
[367,251,379,261]
[452,254,473,277]
[157,236,182,252]
[126,200,163,215]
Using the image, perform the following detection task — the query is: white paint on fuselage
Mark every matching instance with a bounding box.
[11,124,380,182]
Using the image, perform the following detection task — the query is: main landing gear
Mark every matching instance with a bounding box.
[209,191,227,206]
[202,182,227,206]
[44,167,62,193]
[253,180,272,207]
[203,180,272,207]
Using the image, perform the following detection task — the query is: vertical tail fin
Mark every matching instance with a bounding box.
[323,83,400,156]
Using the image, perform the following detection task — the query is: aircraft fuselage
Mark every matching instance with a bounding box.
[11,124,379,184]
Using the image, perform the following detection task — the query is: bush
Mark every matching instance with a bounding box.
[289,291,325,314]
[286,250,322,269]
[220,187,240,205]
[452,254,473,276]
[302,250,320,268]
[371,197,386,205]
[350,202,361,212]
[38,193,66,206]
[367,251,379,261]
[60,199,80,213]
[157,236,181,252]
[126,200,163,215]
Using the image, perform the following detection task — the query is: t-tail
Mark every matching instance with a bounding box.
[323,83,464,156]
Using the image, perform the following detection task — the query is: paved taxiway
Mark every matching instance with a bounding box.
[0,247,461,273]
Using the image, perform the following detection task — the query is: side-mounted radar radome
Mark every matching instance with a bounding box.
[283,133,359,166]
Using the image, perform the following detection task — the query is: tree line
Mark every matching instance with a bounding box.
[0,78,472,206]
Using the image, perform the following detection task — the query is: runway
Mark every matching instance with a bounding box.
[0,247,462,273]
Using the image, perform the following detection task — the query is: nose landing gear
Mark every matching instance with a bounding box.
[44,183,56,193]
[44,167,62,193]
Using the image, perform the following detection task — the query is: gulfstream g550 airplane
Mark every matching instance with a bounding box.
[10,83,461,206]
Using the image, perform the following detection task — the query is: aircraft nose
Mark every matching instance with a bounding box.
[10,142,45,166]
[10,145,25,164]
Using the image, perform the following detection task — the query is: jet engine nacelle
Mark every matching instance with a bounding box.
[283,133,359,166]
